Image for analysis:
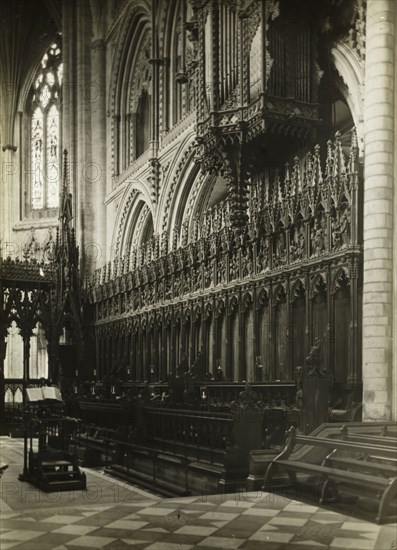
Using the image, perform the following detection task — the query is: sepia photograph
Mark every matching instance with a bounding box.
[0,0,396,549]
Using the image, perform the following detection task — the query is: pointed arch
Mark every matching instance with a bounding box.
[158,135,197,238]
[113,182,155,259]
[24,36,62,215]
[108,4,151,174]
[331,42,364,156]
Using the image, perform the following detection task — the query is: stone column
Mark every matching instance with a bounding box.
[90,39,107,272]
[363,0,395,420]
[0,147,18,249]
[393,3,397,421]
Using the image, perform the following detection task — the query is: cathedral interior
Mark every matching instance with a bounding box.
[0,0,396,548]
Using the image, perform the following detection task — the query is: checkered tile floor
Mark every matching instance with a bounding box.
[1,438,396,549]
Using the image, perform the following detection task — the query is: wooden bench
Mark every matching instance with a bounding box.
[338,421,397,436]
[263,426,397,524]
[340,425,397,448]
[323,452,397,478]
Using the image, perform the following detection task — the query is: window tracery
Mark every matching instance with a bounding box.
[29,38,62,212]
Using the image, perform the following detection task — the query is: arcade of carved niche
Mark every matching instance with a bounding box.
[89,132,361,410]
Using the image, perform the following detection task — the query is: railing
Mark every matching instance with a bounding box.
[75,399,125,429]
[143,405,234,463]
[202,381,297,407]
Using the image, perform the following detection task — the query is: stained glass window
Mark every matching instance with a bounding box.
[47,105,59,208]
[31,108,44,210]
[30,36,62,211]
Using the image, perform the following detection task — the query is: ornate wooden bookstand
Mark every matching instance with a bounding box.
[19,386,86,492]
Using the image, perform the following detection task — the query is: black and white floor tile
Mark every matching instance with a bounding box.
[1,438,396,550]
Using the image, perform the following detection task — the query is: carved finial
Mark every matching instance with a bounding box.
[313,144,323,185]
[349,128,359,173]
[60,149,73,224]
[293,156,301,194]
[333,131,346,179]
[325,139,334,180]
[273,169,281,205]
[63,149,68,190]
[304,151,313,189]
[283,162,291,199]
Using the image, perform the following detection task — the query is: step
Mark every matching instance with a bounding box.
[106,465,188,498]
[44,469,79,475]
[42,460,73,467]
[45,481,86,492]
[44,472,81,480]
[42,464,76,472]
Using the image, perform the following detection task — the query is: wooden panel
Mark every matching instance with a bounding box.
[195,320,201,358]
[292,296,306,369]
[175,323,181,367]
[232,313,239,381]
[245,307,254,382]
[185,323,191,363]
[166,327,172,378]
[312,293,327,344]
[334,287,350,384]
[259,306,270,380]
[207,317,214,375]
[275,301,288,380]
[220,314,228,378]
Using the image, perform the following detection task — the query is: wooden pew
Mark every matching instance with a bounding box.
[338,421,397,436]
[340,424,397,448]
[263,426,397,524]
[323,452,397,479]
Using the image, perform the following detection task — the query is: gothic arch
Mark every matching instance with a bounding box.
[108,4,151,173]
[290,277,305,299]
[159,0,182,127]
[310,272,328,299]
[158,136,196,237]
[331,266,350,295]
[108,4,151,117]
[331,42,364,155]
[257,288,269,308]
[17,35,59,114]
[273,283,287,304]
[113,181,154,258]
